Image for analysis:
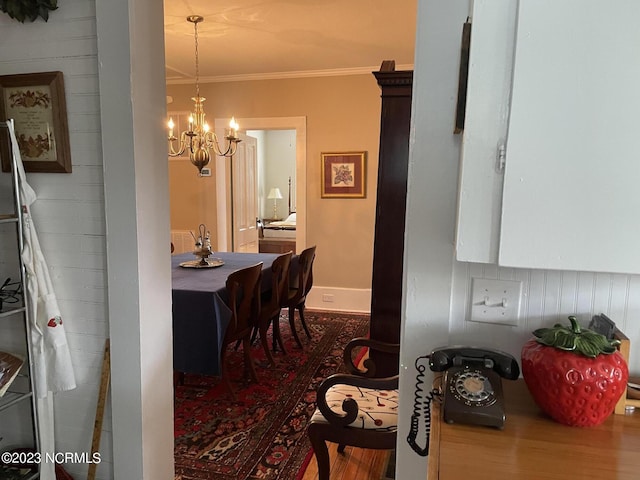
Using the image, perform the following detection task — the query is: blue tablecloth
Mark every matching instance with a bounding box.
[172,251,281,376]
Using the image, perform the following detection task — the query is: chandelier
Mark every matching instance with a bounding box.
[167,15,241,174]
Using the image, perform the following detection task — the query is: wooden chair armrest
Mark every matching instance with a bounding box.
[315,373,399,428]
[343,337,400,377]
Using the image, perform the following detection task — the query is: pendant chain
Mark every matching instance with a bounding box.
[194,20,200,98]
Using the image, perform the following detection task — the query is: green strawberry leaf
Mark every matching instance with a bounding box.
[533,315,620,357]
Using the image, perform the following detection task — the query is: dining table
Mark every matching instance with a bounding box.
[171,251,284,376]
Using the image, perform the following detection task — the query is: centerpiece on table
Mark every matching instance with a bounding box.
[521,315,628,427]
[178,224,224,268]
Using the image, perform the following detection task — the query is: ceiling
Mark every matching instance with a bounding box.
[163,0,417,84]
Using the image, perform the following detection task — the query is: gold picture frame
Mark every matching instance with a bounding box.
[0,71,72,173]
[321,151,366,198]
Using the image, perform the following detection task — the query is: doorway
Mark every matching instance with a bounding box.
[248,129,296,223]
[214,116,307,252]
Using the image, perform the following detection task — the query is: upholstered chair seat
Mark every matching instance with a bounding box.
[307,337,400,480]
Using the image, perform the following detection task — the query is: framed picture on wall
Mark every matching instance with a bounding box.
[321,151,366,198]
[0,71,72,173]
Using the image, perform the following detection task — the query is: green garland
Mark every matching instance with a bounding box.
[1,0,57,22]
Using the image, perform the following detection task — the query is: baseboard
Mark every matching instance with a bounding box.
[305,286,371,313]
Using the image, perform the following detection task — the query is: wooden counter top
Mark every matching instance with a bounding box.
[428,379,640,479]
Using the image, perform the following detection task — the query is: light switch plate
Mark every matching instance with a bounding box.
[469,277,522,326]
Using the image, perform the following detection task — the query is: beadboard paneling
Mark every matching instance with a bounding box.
[451,262,640,374]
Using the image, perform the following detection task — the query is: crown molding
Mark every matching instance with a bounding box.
[165,64,414,85]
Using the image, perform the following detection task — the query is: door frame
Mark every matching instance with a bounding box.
[214,116,307,251]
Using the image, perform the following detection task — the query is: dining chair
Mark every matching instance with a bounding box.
[280,245,316,349]
[308,337,400,480]
[221,262,263,399]
[251,251,292,366]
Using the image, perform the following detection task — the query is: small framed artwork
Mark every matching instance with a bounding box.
[321,151,366,198]
[0,71,72,173]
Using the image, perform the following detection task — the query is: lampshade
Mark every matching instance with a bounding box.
[267,187,283,200]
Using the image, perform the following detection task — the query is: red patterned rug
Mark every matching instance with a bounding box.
[174,310,370,480]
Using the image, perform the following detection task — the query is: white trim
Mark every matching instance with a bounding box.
[306,286,372,314]
[96,1,174,478]
[167,64,415,84]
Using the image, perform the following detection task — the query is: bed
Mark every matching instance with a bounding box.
[262,212,296,239]
[260,179,297,253]
[260,213,297,253]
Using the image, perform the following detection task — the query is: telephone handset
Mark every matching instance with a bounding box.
[429,346,520,429]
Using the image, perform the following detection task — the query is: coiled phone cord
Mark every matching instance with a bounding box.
[407,355,439,456]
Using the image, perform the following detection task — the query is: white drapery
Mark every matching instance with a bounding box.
[7,121,76,480]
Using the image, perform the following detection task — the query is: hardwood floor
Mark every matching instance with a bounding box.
[301,443,393,480]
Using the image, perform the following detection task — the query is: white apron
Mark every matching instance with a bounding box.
[7,121,76,480]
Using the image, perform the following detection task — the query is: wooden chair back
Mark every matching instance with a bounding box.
[266,251,293,311]
[287,245,316,306]
[308,338,400,480]
[254,252,293,366]
[224,262,263,343]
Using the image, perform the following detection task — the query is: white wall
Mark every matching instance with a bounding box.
[249,129,296,220]
[0,2,113,478]
[398,1,640,478]
[1,1,174,479]
[264,130,296,219]
[396,2,466,477]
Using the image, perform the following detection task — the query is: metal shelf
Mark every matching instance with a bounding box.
[0,306,26,320]
[0,466,39,480]
[0,391,33,413]
[0,215,18,224]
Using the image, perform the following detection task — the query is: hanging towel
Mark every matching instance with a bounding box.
[7,121,76,395]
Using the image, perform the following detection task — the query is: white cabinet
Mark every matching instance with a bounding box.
[456,0,640,275]
[455,0,516,264]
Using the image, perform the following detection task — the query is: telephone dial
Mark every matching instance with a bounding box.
[429,346,520,429]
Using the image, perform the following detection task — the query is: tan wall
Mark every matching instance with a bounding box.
[167,74,381,290]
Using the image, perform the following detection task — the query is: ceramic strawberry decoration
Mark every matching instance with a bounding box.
[521,315,628,427]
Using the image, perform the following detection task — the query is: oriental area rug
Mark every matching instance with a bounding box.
[174,310,370,480]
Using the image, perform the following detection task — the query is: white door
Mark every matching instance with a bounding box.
[232,133,258,252]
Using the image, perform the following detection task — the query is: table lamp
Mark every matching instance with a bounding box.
[267,187,283,219]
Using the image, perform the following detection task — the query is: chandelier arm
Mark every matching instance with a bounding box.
[168,132,188,157]
[202,130,217,147]
[202,131,237,157]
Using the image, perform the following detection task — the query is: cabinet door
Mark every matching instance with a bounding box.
[500,0,640,274]
[455,0,517,264]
